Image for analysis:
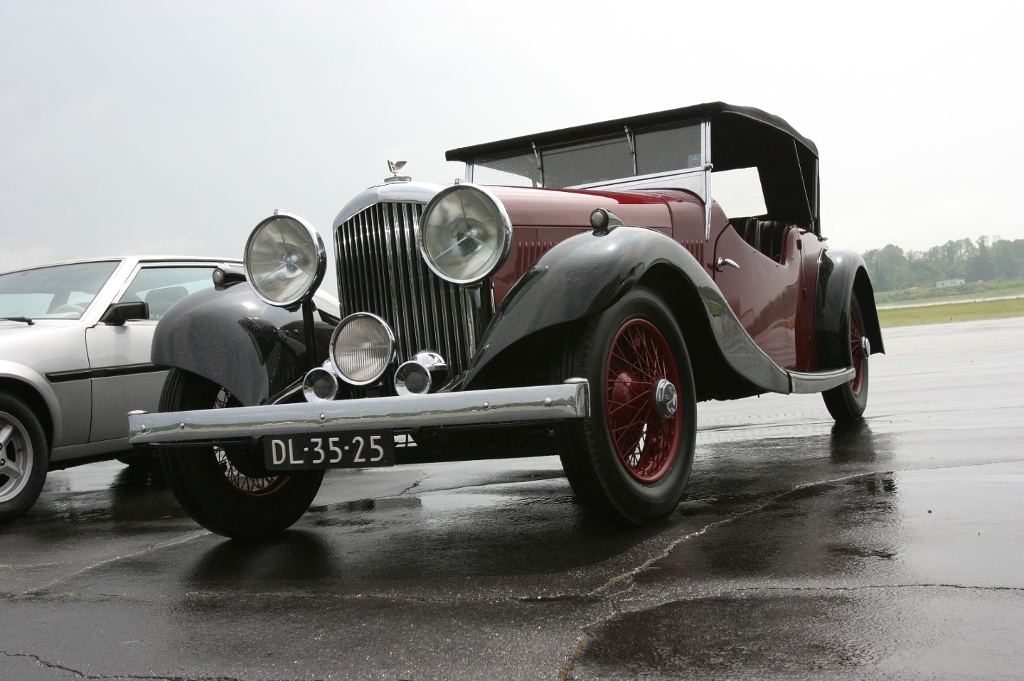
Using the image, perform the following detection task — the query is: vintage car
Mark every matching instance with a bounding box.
[128,102,883,539]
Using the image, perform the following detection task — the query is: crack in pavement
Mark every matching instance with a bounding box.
[555,469,925,679]
[397,475,427,496]
[10,530,209,600]
[0,650,249,680]
[730,583,1024,594]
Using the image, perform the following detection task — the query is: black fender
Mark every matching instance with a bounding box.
[815,249,885,371]
[151,282,333,407]
[463,226,792,398]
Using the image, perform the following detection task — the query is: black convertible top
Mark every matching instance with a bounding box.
[445,102,817,163]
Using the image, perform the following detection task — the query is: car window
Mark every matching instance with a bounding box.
[712,167,768,219]
[472,152,542,187]
[635,124,702,175]
[118,266,215,319]
[0,261,120,320]
[543,137,634,188]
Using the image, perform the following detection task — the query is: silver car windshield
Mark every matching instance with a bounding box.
[0,261,120,320]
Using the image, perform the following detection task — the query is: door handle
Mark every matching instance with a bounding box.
[716,257,740,272]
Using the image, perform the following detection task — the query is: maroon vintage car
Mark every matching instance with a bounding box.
[129,102,883,539]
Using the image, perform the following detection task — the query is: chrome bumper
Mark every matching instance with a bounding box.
[128,381,590,446]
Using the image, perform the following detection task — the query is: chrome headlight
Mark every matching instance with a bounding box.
[244,213,326,307]
[418,184,512,284]
[329,313,395,385]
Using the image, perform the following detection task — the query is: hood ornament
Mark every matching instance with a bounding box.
[385,160,411,184]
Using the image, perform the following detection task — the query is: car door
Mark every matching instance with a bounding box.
[712,220,803,370]
[85,263,216,443]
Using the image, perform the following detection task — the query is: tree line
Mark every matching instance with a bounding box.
[862,237,1024,292]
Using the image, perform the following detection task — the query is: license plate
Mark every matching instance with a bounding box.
[263,431,395,470]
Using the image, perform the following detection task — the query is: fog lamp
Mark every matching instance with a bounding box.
[302,366,338,403]
[329,313,395,385]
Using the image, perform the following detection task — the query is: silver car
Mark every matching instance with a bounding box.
[0,257,236,522]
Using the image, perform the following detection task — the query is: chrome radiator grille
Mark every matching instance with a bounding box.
[335,202,475,379]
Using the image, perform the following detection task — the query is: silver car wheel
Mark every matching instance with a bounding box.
[0,410,34,504]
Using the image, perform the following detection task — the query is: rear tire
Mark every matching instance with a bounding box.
[158,369,324,539]
[556,287,697,524]
[823,292,870,422]
[0,393,49,524]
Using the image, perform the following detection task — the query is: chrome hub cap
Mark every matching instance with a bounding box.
[653,378,678,419]
[0,412,33,504]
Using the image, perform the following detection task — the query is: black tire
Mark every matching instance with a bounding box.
[823,292,870,422]
[0,393,49,524]
[556,287,697,524]
[158,369,324,539]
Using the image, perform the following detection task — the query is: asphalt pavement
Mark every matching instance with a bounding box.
[2,316,1023,680]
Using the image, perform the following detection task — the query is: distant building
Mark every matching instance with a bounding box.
[936,279,965,288]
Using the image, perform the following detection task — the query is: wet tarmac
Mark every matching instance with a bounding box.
[2,316,1023,680]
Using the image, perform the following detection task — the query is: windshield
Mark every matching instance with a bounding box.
[0,261,120,320]
[470,123,702,189]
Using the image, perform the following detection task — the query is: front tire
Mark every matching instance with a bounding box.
[823,292,870,422]
[0,393,49,524]
[158,369,324,539]
[557,287,697,524]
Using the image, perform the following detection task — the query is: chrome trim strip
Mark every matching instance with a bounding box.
[788,367,856,394]
[129,382,591,446]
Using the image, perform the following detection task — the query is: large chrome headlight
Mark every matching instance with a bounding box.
[329,313,395,385]
[418,184,512,284]
[244,213,326,307]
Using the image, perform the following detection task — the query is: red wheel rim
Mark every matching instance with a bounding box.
[849,306,865,396]
[604,318,682,483]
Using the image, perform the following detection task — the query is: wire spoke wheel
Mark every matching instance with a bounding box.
[159,369,323,539]
[212,388,285,499]
[823,292,870,422]
[849,305,865,397]
[556,287,696,525]
[605,319,682,483]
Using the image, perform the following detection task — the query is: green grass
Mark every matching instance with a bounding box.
[878,297,1024,328]
[875,279,1024,307]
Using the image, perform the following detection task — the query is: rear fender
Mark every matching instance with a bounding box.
[151,283,332,406]
[815,249,885,371]
[463,226,791,396]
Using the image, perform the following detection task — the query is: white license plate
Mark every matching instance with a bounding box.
[263,431,395,470]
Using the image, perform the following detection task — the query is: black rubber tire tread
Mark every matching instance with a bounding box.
[0,393,49,524]
[555,287,697,525]
[823,293,870,422]
[158,368,324,539]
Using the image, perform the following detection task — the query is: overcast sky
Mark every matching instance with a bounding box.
[2,0,1022,279]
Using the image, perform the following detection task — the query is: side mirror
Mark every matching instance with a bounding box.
[100,301,150,326]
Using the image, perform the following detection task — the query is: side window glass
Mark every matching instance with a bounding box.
[118,267,215,320]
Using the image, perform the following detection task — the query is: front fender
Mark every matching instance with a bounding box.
[0,361,63,445]
[464,226,792,395]
[816,249,885,371]
[151,283,330,406]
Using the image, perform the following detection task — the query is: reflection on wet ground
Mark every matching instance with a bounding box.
[1,318,1023,680]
